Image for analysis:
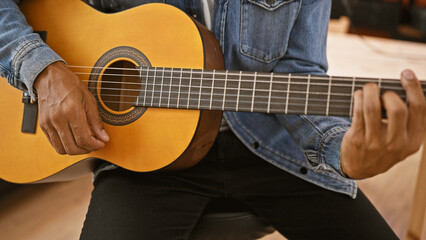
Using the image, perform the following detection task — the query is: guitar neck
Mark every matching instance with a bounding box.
[121,67,424,117]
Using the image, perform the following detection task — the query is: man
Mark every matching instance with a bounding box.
[1,0,424,239]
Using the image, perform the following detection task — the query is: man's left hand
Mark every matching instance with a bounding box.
[341,69,426,179]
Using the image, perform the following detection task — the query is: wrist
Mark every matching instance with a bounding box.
[33,61,67,93]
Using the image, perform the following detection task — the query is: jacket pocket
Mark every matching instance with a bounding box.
[240,0,301,63]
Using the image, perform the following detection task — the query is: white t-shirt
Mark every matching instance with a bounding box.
[201,0,215,30]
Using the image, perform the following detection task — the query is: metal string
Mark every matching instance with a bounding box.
[67,65,424,83]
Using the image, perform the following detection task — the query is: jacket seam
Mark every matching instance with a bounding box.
[219,0,228,48]
[0,64,10,78]
[247,0,295,11]
[300,115,324,135]
[11,39,43,79]
[318,126,350,173]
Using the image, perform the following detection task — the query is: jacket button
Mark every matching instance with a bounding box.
[300,167,308,175]
[266,0,275,5]
[252,141,260,149]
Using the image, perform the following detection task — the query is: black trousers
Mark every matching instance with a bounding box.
[80,131,398,240]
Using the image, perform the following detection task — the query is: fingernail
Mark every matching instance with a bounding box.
[102,129,110,141]
[403,70,414,80]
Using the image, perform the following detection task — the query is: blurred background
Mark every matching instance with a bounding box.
[331,0,426,42]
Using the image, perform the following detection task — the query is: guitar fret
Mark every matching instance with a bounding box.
[251,72,257,112]
[143,67,149,106]
[285,74,291,114]
[130,68,418,117]
[267,73,273,114]
[159,67,165,107]
[187,68,192,109]
[222,70,228,111]
[236,71,242,111]
[326,75,332,116]
[349,77,355,117]
[308,75,328,116]
[330,76,354,117]
[209,70,215,110]
[177,68,183,108]
[198,69,204,109]
[150,67,157,106]
[304,74,310,115]
[136,67,141,106]
[167,68,173,108]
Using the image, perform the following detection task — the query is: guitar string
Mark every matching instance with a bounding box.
[70,66,416,107]
[67,64,408,82]
[72,71,409,85]
[73,68,423,92]
[94,91,359,105]
[67,65,424,83]
[75,71,410,88]
[94,97,356,111]
[96,98,348,116]
[85,86,407,99]
[82,83,408,98]
[91,89,403,113]
[78,79,409,93]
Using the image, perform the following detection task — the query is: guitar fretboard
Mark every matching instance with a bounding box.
[97,67,425,117]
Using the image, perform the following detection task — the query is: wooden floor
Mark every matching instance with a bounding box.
[1,23,426,240]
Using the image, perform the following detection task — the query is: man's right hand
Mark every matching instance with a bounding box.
[34,62,109,155]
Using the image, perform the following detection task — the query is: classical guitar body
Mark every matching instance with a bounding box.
[0,1,223,183]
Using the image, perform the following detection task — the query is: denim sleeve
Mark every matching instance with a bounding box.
[0,0,64,100]
[274,0,352,178]
[276,114,352,178]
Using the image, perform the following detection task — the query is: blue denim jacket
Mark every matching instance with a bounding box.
[0,0,357,198]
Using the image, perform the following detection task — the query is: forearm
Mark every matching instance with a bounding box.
[0,0,63,100]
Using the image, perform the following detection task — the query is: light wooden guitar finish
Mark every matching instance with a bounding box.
[0,1,223,183]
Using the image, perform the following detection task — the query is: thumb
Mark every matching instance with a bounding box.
[85,93,110,142]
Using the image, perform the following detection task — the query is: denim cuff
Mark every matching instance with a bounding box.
[304,125,351,179]
[12,39,64,101]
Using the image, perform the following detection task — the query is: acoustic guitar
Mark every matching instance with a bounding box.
[0,0,424,183]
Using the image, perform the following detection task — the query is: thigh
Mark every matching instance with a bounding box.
[237,172,398,240]
[80,168,213,240]
[217,132,398,240]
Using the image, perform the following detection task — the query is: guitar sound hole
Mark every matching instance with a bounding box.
[100,60,140,112]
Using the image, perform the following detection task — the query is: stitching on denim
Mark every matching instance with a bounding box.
[240,45,286,63]
[219,0,228,48]
[239,0,301,63]
[11,39,43,78]
[318,126,349,156]
[0,64,9,79]
[300,115,324,135]
[11,39,42,70]
[318,126,348,168]
[247,0,295,11]
[256,149,350,184]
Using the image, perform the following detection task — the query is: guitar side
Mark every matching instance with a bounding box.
[0,1,223,183]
